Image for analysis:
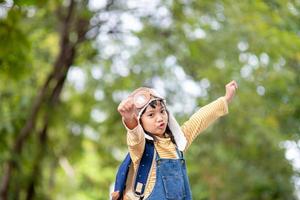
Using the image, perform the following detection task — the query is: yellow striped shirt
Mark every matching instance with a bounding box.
[122,96,228,199]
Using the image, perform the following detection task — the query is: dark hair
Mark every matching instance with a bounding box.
[140,99,176,145]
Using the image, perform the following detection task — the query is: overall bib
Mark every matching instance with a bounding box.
[146,148,192,200]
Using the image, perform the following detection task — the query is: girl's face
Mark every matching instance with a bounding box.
[140,101,168,137]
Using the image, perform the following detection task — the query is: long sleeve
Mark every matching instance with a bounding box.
[122,119,145,165]
[181,96,229,150]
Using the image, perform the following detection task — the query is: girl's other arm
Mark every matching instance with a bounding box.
[181,80,238,150]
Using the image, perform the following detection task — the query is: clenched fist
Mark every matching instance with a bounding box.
[117,96,138,129]
[224,80,238,104]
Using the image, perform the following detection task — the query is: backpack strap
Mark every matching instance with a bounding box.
[134,140,155,198]
[113,140,155,200]
[114,153,132,199]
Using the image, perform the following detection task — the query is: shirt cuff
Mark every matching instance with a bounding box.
[218,96,229,115]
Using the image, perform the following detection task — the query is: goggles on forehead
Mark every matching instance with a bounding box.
[133,89,164,109]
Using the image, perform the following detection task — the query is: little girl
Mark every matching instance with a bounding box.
[112,80,238,200]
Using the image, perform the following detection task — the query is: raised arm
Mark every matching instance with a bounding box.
[118,96,145,165]
[181,80,238,150]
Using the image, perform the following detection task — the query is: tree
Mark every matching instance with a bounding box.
[0,0,299,199]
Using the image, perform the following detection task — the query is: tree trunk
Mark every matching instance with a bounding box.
[0,1,79,199]
[25,41,77,200]
[0,0,115,197]
[25,121,48,200]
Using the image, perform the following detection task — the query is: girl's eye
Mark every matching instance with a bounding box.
[148,113,154,117]
[161,110,165,114]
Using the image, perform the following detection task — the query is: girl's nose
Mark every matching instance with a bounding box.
[156,114,163,122]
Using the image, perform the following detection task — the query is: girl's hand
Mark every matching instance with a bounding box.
[111,191,120,200]
[117,96,138,129]
[224,80,238,104]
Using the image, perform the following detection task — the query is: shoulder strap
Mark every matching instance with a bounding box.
[134,140,155,197]
[114,153,131,199]
[113,140,155,199]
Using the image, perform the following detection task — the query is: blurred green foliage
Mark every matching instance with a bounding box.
[0,0,299,199]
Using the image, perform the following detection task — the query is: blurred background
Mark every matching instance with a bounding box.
[0,0,300,199]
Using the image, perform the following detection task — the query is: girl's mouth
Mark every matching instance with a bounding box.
[158,123,165,129]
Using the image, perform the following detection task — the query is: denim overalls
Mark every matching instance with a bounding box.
[146,148,192,200]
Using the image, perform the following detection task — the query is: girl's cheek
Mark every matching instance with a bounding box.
[147,118,155,125]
